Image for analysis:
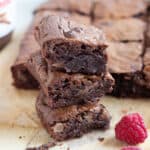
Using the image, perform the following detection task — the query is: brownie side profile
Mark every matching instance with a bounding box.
[26,52,114,108]
[35,15,108,75]
[36,91,111,141]
[11,26,40,89]
[34,0,93,15]
[93,0,147,19]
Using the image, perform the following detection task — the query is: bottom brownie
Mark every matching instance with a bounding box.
[36,92,111,141]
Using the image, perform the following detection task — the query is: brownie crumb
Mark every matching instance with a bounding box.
[26,141,56,150]
[98,137,105,142]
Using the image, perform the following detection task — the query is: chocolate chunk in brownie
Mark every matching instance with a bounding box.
[93,0,147,19]
[11,11,91,89]
[26,52,114,108]
[35,15,108,75]
[35,0,93,15]
[93,18,146,42]
[36,91,111,141]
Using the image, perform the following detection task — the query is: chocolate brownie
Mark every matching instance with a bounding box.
[35,0,93,15]
[11,26,39,89]
[93,18,146,42]
[93,0,147,19]
[36,91,111,141]
[26,52,114,108]
[35,15,108,75]
[11,11,91,89]
[106,42,148,97]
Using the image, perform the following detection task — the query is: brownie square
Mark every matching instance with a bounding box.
[26,52,114,108]
[106,42,146,97]
[93,0,147,19]
[35,15,108,75]
[93,18,146,42]
[36,91,111,141]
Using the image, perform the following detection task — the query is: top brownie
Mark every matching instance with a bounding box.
[94,0,147,19]
[35,15,108,75]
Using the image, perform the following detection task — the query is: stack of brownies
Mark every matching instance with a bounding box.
[11,5,115,140]
[26,15,114,140]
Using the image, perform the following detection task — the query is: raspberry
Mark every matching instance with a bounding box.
[115,113,148,144]
[121,146,141,150]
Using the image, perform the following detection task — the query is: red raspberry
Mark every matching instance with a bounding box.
[121,146,141,150]
[115,113,148,144]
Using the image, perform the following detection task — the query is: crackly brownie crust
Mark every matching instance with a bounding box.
[94,18,146,42]
[35,15,108,75]
[26,52,114,108]
[36,91,111,141]
[93,0,147,19]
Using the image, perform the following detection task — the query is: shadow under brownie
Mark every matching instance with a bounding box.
[36,91,111,141]
[26,52,114,108]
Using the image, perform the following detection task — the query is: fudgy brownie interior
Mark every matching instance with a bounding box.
[45,41,107,75]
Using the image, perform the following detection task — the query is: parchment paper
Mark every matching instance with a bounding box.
[0,0,149,149]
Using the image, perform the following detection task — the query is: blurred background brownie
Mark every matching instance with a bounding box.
[36,91,111,141]
[93,0,147,19]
